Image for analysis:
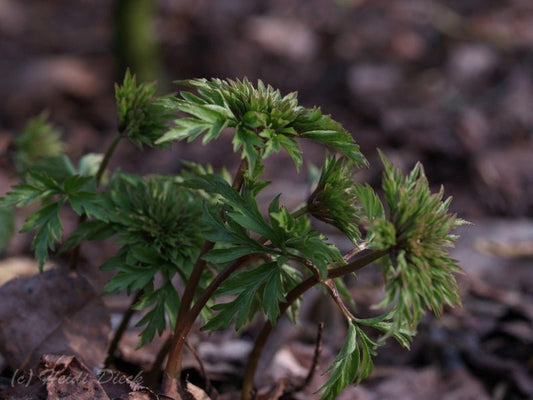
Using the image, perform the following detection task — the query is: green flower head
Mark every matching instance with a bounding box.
[107,173,204,270]
[307,154,362,242]
[375,151,468,331]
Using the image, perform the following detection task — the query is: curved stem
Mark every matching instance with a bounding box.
[104,290,143,368]
[241,248,388,400]
[96,134,122,185]
[163,158,248,393]
[69,134,122,270]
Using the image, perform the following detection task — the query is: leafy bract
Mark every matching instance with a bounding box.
[115,69,174,148]
[319,323,378,400]
[308,154,362,242]
[370,151,467,333]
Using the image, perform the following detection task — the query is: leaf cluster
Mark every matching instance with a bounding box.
[66,173,206,346]
[371,152,467,332]
[115,69,174,148]
[157,78,367,177]
[184,173,345,329]
[3,172,107,270]
[188,174,344,278]
[317,152,466,399]
[308,154,362,242]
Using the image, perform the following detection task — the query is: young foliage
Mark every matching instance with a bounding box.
[115,69,174,148]
[319,323,378,400]
[3,172,107,270]
[156,78,367,177]
[308,154,362,242]
[0,204,14,253]
[99,174,205,345]
[14,112,74,181]
[0,72,467,400]
[316,153,466,399]
[372,152,467,332]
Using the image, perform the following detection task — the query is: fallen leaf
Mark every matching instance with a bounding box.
[186,382,212,400]
[0,268,110,370]
[40,354,110,400]
[0,257,54,286]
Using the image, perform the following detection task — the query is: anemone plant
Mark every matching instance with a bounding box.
[1,72,467,400]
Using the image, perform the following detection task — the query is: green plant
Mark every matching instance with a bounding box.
[1,72,467,400]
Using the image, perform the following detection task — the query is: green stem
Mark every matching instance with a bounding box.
[291,205,308,219]
[241,248,388,400]
[96,134,122,185]
[69,134,122,270]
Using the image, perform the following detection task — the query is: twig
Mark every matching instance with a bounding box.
[184,340,215,398]
[289,322,323,395]
[104,290,143,368]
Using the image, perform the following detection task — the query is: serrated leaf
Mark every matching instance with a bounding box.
[204,262,285,330]
[202,246,258,264]
[319,324,377,400]
[353,183,384,221]
[60,220,115,252]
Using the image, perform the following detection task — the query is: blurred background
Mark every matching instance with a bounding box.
[0,0,532,399]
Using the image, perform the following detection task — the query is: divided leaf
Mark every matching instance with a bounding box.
[157,78,366,177]
[319,323,378,400]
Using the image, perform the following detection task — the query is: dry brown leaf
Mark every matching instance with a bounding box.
[40,354,111,400]
[0,268,110,370]
[186,382,212,400]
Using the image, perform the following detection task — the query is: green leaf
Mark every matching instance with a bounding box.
[187,174,275,241]
[60,220,115,252]
[14,112,66,177]
[22,201,63,270]
[262,267,284,323]
[136,294,166,347]
[319,324,377,399]
[277,135,303,170]
[202,246,259,264]
[202,291,256,331]
[0,204,15,253]
[115,69,173,148]
[353,183,384,221]
[174,100,234,123]
[104,263,158,294]
[204,262,285,330]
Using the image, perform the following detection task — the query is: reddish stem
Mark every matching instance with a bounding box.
[163,158,248,395]
[241,248,388,400]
